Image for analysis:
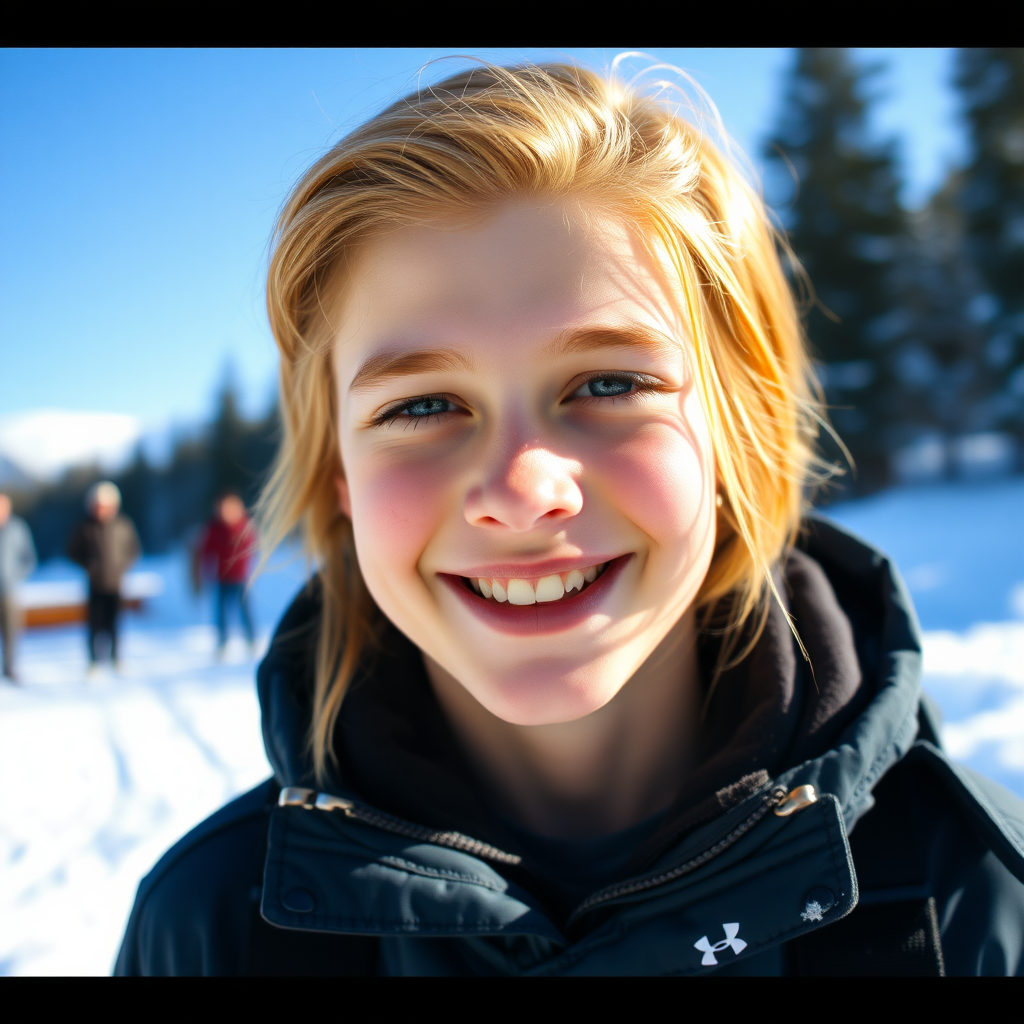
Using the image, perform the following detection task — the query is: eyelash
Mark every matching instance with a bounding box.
[372,393,463,430]
[572,372,664,406]
[371,373,664,429]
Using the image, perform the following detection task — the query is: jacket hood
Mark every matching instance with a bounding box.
[257,516,923,840]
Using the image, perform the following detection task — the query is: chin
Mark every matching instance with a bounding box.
[475,659,624,726]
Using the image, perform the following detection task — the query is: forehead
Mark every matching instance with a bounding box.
[333,200,683,376]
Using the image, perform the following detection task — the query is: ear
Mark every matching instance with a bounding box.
[335,474,352,519]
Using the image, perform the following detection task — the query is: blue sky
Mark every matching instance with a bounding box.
[0,48,962,436]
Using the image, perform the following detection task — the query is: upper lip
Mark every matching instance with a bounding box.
[442,555,623,579]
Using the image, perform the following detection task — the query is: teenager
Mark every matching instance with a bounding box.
[116,63,1024,976]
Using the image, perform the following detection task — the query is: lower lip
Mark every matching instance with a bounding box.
[438,555,631,636]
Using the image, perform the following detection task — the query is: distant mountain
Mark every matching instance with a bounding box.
[0,410,141,483]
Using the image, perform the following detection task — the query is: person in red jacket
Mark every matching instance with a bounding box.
[193,492,256,656]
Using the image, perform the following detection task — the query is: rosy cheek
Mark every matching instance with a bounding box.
[348,457,450,584]
[590,419,712,548]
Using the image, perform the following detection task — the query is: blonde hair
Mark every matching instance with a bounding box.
[259,61,826,781]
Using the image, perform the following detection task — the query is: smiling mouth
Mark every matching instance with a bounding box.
[461,562,609,606]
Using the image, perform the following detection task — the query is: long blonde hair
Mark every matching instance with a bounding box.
[258,61,827,781]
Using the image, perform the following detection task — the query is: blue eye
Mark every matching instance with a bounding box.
[402,397,452,417]
[586,377,633,397]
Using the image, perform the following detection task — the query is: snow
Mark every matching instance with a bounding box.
[0,410,142,483]
[0,636,268,976]
[824,476,1023,630]
[1,549,307,976]
[19,571,164,609]
[827,478,1024,792]
[1,478,1022,975]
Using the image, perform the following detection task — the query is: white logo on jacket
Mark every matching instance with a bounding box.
[801,900,825,922]
[694,923,747,966]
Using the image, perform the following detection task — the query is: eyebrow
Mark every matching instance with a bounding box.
[347,325,678,394]
[348,348,472,393]
[550,324,680,358]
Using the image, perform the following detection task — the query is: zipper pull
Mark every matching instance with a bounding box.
[315,793,355,815]
[773,785,818,817]
[277,786,356,815]
[279,786,316,808]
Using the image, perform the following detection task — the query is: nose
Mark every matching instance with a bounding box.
[464,443,583,532]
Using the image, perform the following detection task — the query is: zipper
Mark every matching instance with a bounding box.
[281,782,815,923]
[566,785,790,927]
[278,786,523,866]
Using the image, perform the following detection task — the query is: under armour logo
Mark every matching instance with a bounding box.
[694,923,747,966]
[800,900,825,923]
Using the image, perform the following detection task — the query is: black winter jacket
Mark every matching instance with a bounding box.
[116,519,1024,975]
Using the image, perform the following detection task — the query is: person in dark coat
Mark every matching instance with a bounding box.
[192,492,257,656]
[0,491,37,682]
[116,63,1024,976]
[68,481,140,673]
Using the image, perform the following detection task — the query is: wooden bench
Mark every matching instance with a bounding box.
[19,572,164,627]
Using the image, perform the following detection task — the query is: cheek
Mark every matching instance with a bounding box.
[348,456,451,581]
[591,415,713,551]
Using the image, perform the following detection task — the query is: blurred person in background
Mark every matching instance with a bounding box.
[68,481,141,675]
[0,492,37,683]
[192,491,257,657]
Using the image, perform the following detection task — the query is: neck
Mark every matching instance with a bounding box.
[426,608,702,839]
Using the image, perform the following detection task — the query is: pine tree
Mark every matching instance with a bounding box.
[765,49,910,494]
[953,48,1024,460]
[118,445,156,550]
[208,365,252,508]
[887,176,991,480]
[207,364,280,512]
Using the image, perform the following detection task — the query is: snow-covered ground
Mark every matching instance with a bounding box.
[1,548,307,976]
[826,477,1024,791]
[2,478,1022,975]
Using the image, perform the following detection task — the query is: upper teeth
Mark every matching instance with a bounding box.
[467,563,607,604]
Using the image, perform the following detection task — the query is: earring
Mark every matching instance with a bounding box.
[715,493,724,508]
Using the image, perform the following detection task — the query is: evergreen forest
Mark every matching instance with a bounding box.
[764,47,1023,494]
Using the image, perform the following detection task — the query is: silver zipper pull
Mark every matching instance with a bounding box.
[315,793,355,815]
[279,786,316,808]
[278,787,356,815]
[774,785,818,817]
